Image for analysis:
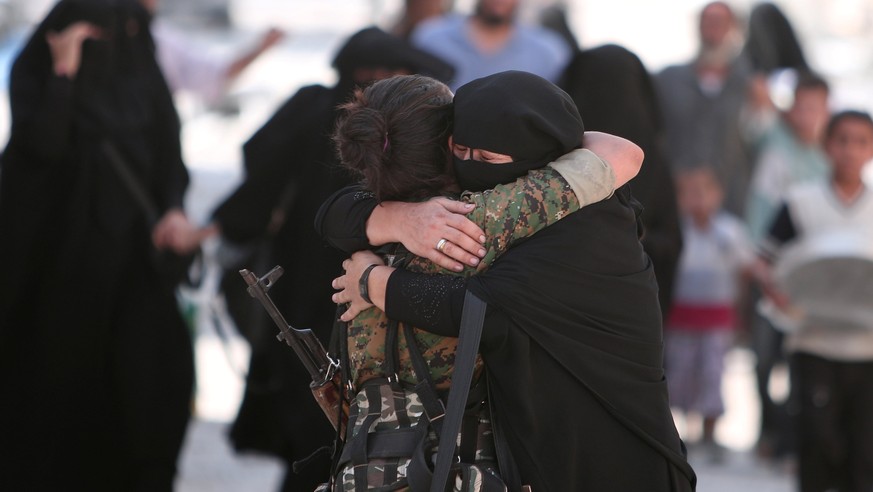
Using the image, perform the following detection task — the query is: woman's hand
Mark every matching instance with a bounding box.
[368,197,486,272]
[152,208,212,255]
[332,250,388,321]
[172,223,219,255]
[46,21,104,79]
[750,258,792,311]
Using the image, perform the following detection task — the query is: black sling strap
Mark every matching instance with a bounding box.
[430,290,487,492]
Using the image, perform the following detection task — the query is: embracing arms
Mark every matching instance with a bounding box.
[327,133,644,323]
[317,131,643,271]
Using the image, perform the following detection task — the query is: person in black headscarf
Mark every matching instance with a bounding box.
[739,3,812,463]
[0,0,195,490]
[326,71,696,491]
[742,2,808,74]
[171,26,455,492]
[537,7,682,322]
[560,43,683,320]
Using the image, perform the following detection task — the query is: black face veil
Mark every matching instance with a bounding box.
[451,70,584,191]
[12,0,162,139]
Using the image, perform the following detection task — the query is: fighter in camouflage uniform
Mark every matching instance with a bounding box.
[335,148,616,490]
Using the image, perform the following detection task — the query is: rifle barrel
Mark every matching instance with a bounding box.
[239,268,326,381]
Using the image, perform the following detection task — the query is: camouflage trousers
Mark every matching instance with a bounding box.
[332,379,504,491]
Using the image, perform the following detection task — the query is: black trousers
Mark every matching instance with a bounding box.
[793,352,873,492]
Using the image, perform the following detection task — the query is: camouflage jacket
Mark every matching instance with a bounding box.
[345,148,614,391]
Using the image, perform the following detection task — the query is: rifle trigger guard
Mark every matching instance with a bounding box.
[260,265,285,291]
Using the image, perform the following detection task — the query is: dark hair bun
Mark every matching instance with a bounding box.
[334,75,455,201]
[335,96,389,179]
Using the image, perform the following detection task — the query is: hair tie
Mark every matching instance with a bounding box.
[382,134,389,153]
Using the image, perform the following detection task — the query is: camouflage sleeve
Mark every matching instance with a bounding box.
[461,148,615,269]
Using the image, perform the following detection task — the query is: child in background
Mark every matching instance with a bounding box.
[756,110,873,492]
[665,166,755,462]
[744,70,831,462]
[746,71,831,244]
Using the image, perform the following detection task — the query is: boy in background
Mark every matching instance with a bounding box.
[746,71,831,243]
[757,110,873,492]
[744,71,831,461]
[665,166,756,462]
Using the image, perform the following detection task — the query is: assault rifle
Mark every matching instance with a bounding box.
[240,266,346,431]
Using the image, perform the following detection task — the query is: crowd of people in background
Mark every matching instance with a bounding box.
[0,0,871,491]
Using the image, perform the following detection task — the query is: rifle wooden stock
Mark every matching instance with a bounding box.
[312,371,347,435]
[240,267,348,432]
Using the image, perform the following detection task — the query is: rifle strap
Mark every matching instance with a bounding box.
[386,318,401,387]
[403,323,447,439]
[430,291,487,492]
[100,140,159,225]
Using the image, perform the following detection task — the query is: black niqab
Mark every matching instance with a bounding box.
[15,0,160,134]
[743,2,808,73]
[451,70,584,191]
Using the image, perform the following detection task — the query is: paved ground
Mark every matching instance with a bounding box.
[174,415,795,492]
[177,418,284,492]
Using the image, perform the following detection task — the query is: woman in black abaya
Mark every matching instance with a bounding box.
[326,72,696,491]
[0,1,194,490]
[741,1,811,462]
[539,6,683,321]
[742,2,808,73]
[561,43,683,321]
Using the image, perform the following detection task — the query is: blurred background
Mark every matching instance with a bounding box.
[2,0,872,176]
[1,0,871,490]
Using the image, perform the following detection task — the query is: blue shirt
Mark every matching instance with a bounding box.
[412,14,571,91]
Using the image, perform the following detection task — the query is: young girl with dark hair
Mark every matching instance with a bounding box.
[333,74,456,202]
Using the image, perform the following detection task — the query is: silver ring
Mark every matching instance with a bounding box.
[436,238,448,252]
